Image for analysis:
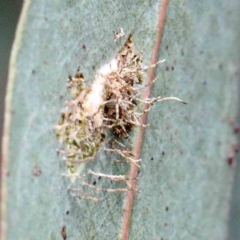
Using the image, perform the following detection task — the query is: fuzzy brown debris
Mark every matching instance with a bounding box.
[55,68,105,173]
[55,33,183,198]
[55,35,144,173]
[103,35,144,138]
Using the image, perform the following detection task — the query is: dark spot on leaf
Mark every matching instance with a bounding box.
[230,119,240,134]
[59,94,64,101]
[82,44,86,50]
[165,206,169,211]
[92,65,95,70]
[98,176,101,180]
[227,153,235,166]
[66,211,70,215]
[164,223,168,227]
[165,66,169,71]
[162,151,165,156]
[32,167,42,177]
[138,169,141,174]
[93,180,97,185]
[233,123,240,134]
[171,66,174,71]
[61,225,67,240]
[165,45,169,50]
[32,69,36,74]
[178,146,183,155]
[232,143,239,153]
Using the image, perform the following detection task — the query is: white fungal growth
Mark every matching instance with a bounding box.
[82,75,105,126]
[99,58,118,75]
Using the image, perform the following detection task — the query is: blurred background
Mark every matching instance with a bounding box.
[0,0,22,148]
[0,0,22,235]
[0,1,239,239]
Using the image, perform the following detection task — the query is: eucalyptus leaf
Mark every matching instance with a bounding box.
[2,0,240,239]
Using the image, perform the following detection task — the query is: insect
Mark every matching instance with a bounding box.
[55,32,185,201]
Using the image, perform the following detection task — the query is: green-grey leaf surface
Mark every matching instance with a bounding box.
[3,0,240,239]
